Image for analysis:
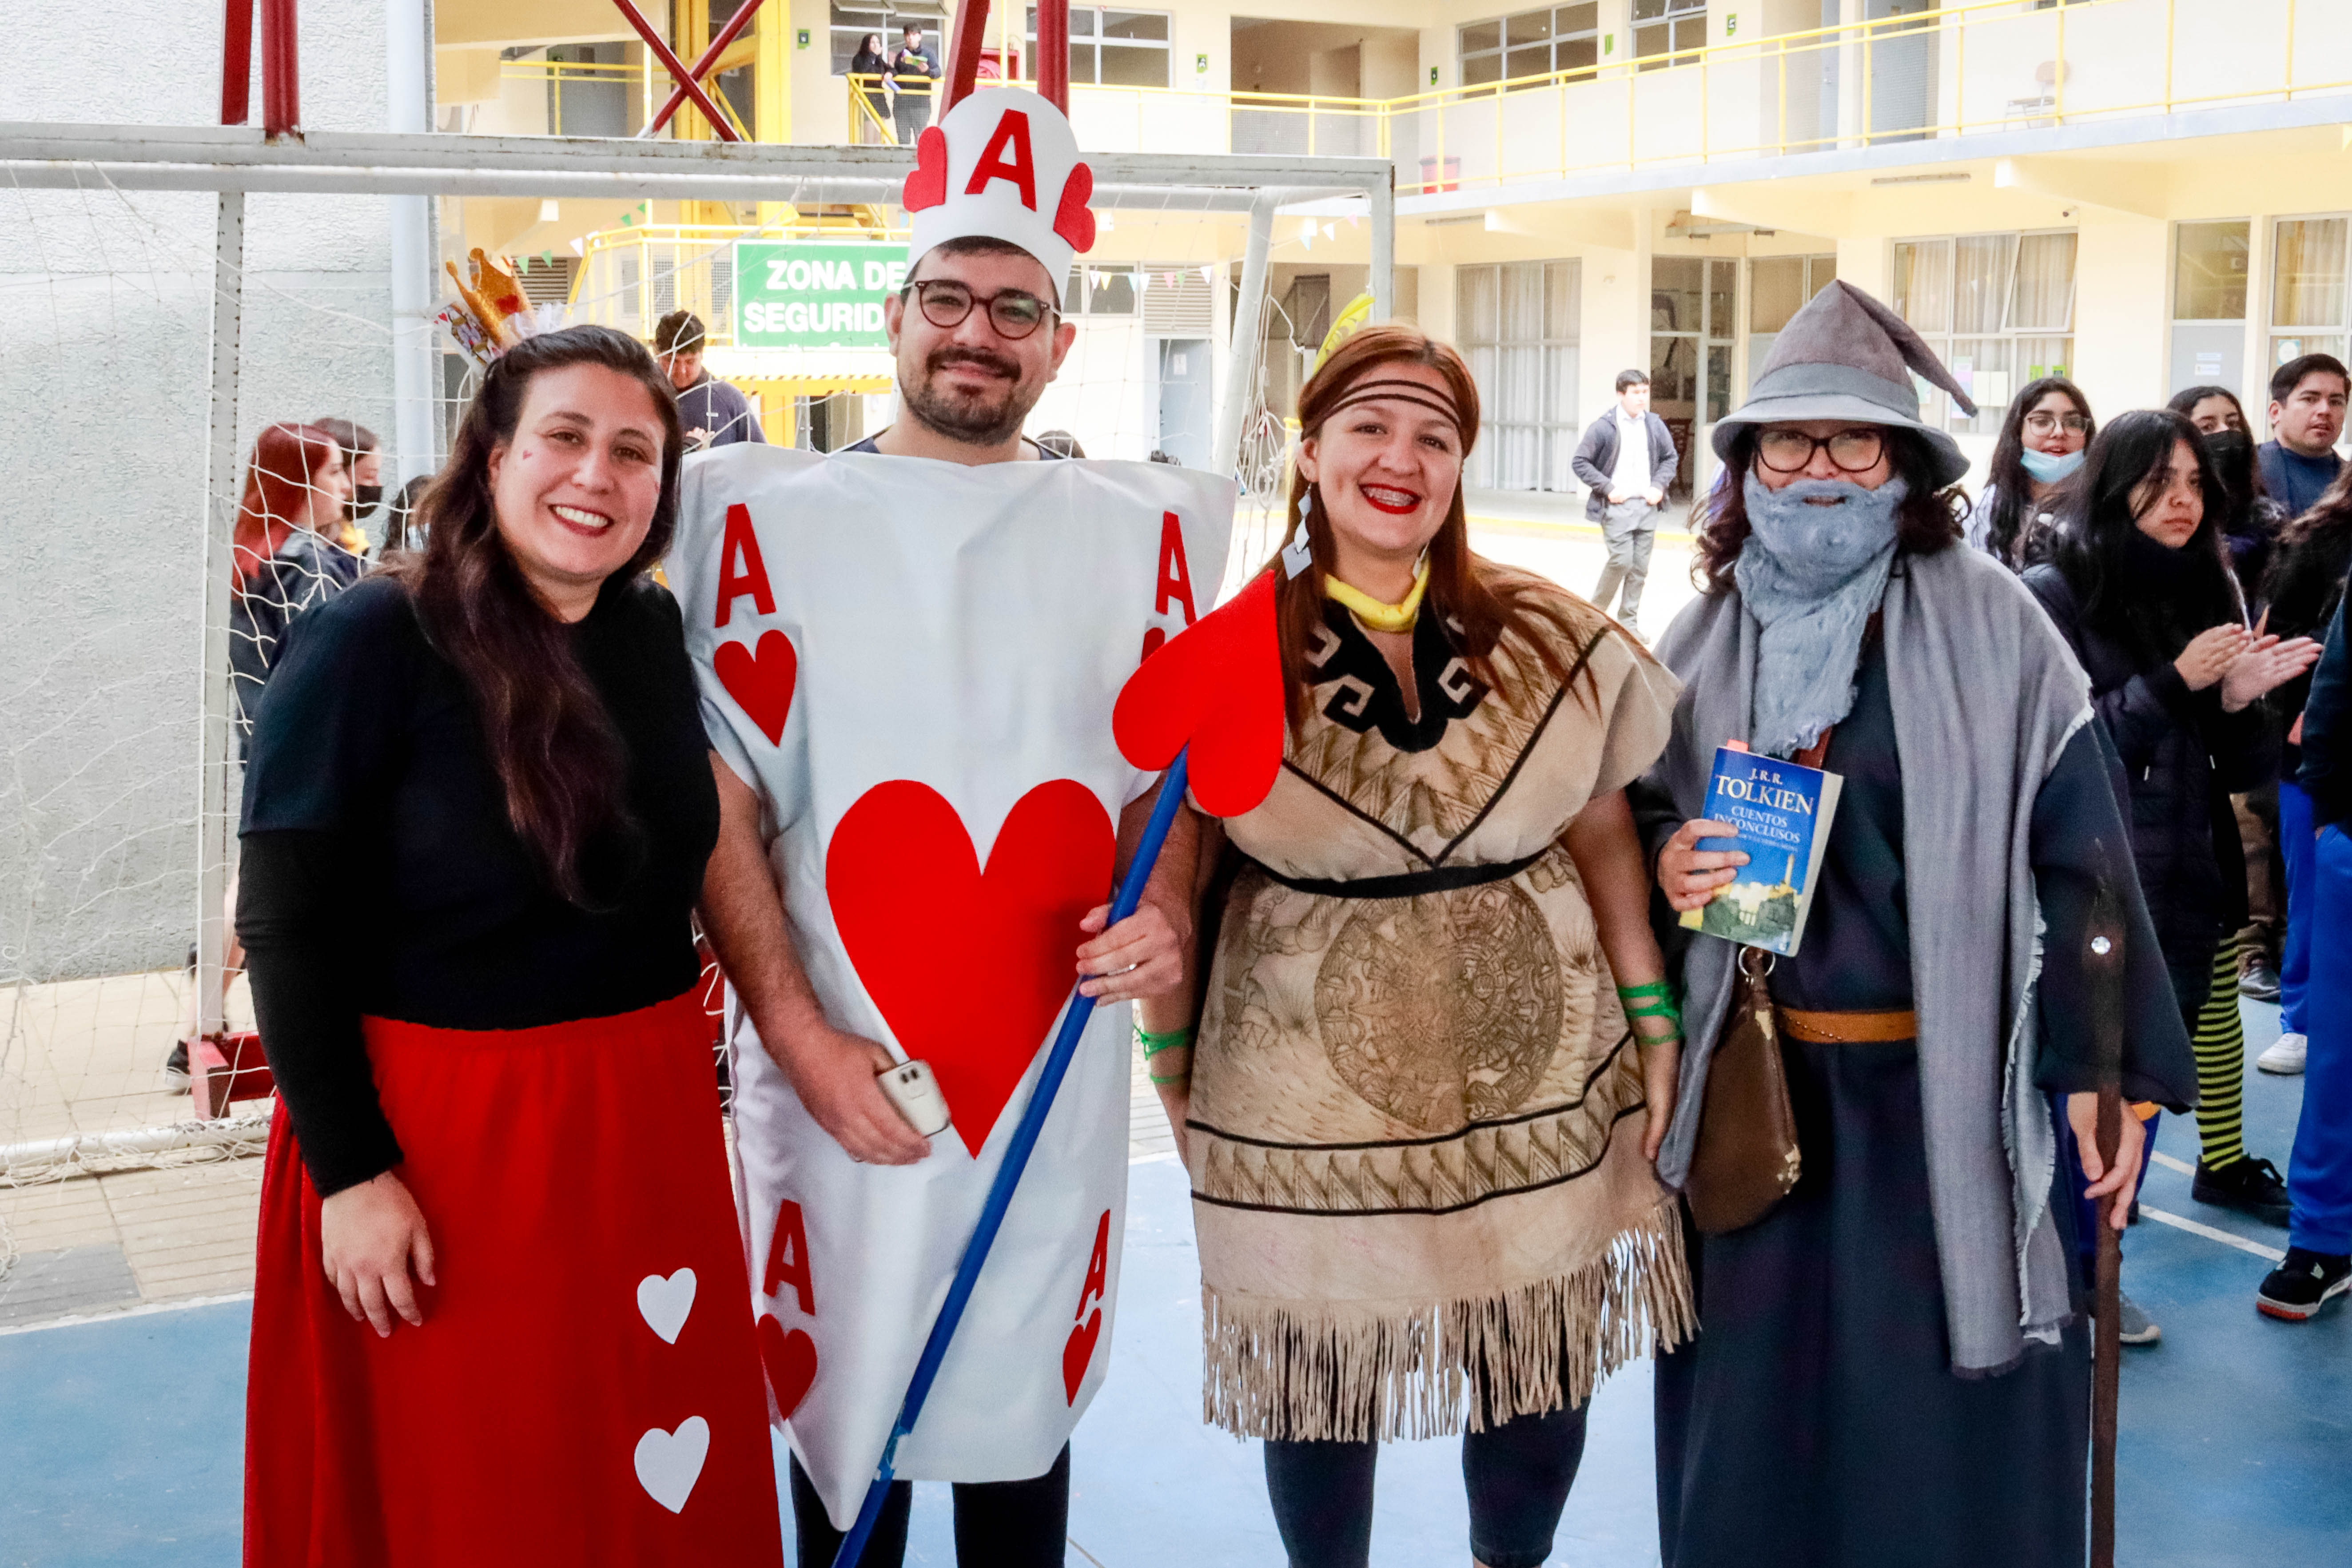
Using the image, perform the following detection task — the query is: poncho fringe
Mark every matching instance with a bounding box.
[1201,1198,1693,1442]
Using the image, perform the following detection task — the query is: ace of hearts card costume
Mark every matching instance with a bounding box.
[664,85,1238,1531]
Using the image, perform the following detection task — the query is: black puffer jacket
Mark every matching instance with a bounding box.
[2024,565,2273,1001]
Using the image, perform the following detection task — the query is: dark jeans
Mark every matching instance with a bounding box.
[788,1445,1068,1568]
[1262,1402,1589,1568]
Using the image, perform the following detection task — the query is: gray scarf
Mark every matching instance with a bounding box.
[1732,474,1907,759]
[1648,544,2092,1376]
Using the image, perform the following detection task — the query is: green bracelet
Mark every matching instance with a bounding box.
[1137,1025,1195,1060]
[1149,1069,1192,1087]
[1617,980,1683,1044]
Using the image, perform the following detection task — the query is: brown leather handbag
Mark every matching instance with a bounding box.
[1683,945,1802,1235]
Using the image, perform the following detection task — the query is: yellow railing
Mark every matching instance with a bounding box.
[501,57,752,141]
[502,0,2343,195]
[566,221,910,349]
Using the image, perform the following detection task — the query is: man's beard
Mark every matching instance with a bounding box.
[901,346,1036,447]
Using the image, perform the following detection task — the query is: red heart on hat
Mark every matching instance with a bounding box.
[757,1315,818,1417]
[1061,1308,1101,1405]
[826,779,1114,1157]
[902,126,949,212]
[714,629,797,746]
[1053,159,1096,254]
[1112,569,1285,819]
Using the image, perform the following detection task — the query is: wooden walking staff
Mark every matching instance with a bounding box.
[2084,851,2128,1568]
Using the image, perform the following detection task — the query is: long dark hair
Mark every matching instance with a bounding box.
[1691,424,1964,594]
[2048,407,2243,660]
[1983,375,2093,565]
[2165,383,2269,523]
[385,326,683,905]
[1274,325,1605,726]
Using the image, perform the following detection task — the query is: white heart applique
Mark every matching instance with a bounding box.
[633,1416,710,1515]
[636,1268,697,1346]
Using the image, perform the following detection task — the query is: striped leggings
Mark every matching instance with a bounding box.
[2189,937,2252,1168]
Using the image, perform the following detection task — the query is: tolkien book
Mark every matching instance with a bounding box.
[1678,742,1843,957]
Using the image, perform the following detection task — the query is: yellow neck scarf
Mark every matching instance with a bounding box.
[1324,560,1429,633]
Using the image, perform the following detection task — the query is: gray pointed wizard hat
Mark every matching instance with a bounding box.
[1711,279,1978,488]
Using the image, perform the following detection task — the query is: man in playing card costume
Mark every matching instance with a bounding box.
[676,84,1230,1565]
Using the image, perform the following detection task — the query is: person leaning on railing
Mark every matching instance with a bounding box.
[849,32,889,143]
[888,21,938,146]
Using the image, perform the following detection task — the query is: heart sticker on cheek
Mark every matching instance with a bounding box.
[758,1314,819,1417]
[902,126,950,211]
[1113,569,1285,819]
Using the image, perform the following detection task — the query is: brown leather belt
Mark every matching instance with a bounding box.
[1776,1007,1918,1044]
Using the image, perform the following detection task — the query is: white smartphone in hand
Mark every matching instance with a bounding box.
[876,1058,952,1138]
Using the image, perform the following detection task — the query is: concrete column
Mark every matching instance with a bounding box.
[1836,0,1863,150]
[386,0,438,480]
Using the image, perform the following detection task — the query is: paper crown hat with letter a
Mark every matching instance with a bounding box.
[901,86,1098,283]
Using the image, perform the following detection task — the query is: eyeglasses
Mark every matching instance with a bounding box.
[2023,412,2093,436]
[903,280,1058,340]
[1755,427,1886,475]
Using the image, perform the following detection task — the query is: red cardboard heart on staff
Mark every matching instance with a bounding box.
[715,630,798,746]
[826,780,1115,1157]
[757,1315,818,1417]
[1112,569,1285,819]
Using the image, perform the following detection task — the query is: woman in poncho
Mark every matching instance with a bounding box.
[1147,325,1692,1568]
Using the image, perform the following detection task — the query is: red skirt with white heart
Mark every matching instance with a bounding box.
[242,993,783,1568]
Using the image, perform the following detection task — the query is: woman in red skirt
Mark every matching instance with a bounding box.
[237,325,783,1567]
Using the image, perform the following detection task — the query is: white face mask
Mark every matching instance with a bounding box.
[2019,447,2085,485]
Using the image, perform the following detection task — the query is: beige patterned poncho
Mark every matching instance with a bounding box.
[1189,581,1694,1441]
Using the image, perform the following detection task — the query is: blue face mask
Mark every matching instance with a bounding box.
[2019,446,2085,485]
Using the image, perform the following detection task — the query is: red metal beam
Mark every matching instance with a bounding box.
[260,0,299,137]
[1035,0,1068,113]
[939,0,994,117]
[609,0,742,142]
[222,0,255,125]
[643,0,766,137]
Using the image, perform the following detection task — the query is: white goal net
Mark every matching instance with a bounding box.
[0,126,1391,1285]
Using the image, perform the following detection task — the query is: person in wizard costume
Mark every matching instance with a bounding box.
[1632,281,2200,1567]
[675,85,1228,1567]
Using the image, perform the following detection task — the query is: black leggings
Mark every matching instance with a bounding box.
[788,1445,1069,1568]
[1262,1401,1590,1568]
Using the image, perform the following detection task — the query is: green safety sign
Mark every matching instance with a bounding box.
[733,240,909,349]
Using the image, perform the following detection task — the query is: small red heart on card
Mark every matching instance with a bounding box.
[1053,160,1096,255]
[757,1314,818,1417]
[827,780,1114,1156]
[1112,569,1284,818]
[714,629,797,746]
[1062,1308,1102,1405]
[902,126,950,211]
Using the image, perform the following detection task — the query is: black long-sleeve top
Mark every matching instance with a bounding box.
[2301,597,2352,831]
[237,574,720,1196]
[2260,523,2352,777]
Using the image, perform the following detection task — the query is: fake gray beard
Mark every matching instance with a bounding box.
[1733,472,1908,759]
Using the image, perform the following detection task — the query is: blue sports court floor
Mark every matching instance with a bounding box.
[4,998,2347,1567]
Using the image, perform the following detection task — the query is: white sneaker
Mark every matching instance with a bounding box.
[2257,1033,2307,1075]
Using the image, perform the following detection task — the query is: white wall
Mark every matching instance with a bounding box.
[0,1,397,979]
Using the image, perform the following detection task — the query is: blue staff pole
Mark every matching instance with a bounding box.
[830,749,1191,1568]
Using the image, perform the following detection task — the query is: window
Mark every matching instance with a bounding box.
[832,2,947,76]
[1891,231,2078,433]
[1458,4,1599,90]
[2270,216,2349,371]
[1632,0,1706,69]
[1026,8,1171,88]
[1457,261,1580,492]
[1652,257,1735,497]
[1064,265,1140,316]
[2170,221,2249,398]
[1747,254,1838,398]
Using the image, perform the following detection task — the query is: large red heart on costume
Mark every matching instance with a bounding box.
[902,126,950,211]
[1062,1308,1101,1405]
[826,780,1115,1157]
[1053,161,1097,255]
[1112,569,1285,819]
[715,630,797,746]
[757,1314,818,1417]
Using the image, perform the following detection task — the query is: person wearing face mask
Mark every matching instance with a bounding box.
[2026,412,2320,1244]
[306,418,381,575]
[1966,376,2094,568]
[1150,326,1690,1568]
[237,327,782,1566]
[1636,283,2196,1568]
